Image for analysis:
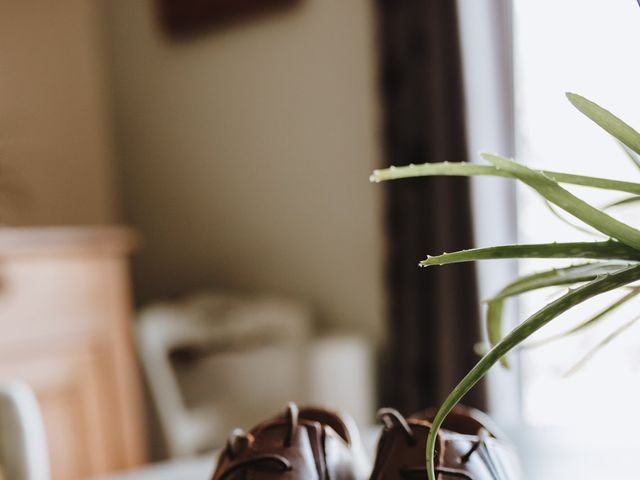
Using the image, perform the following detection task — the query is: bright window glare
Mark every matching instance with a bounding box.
[514,0,640,434]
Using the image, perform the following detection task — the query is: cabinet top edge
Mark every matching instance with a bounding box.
[0,226,140,257]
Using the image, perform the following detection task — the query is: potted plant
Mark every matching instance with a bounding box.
[370,93,640,480]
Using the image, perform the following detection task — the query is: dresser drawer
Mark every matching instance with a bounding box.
[0,227,146,479]
[0,255,130,343]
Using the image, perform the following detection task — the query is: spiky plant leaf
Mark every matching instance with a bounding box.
[492,262,631,300]
[484,262,632,367]
[567,92,640,155]
[370,162,640,195]
[369,94,640,480]
[603,195,640,209]
[619,142,640,170]
[528,289,640,347]
[543,200,602,237]
[482,154,640,250]
[564,313,640,377]
[425,264,640,480]
[486,299,508,367]
[420,240,640,267]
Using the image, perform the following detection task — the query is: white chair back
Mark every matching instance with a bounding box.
[0,382,50,480]
[136,291,311,458]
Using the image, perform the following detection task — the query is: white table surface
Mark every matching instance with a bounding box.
[97,455,216,480]
[99,426,382,480]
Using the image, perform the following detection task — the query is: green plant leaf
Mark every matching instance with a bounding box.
[566,93,640,155]
[482,154,640,250]
[486,299,508,368]
[543,200,602,237]
[618,141,640,171]
[563,313,640,377]
[492,262,631,300]
[603,195,640,209]
[420,240,640,267]
[370,162,640,195]
[484,262,632,366]
[424,264,640,480]
[528,289,640,348]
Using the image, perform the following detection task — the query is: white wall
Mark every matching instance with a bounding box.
[0,0,117,225]
[102,0,385,338]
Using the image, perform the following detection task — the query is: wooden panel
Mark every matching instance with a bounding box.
[0,338,139,479]
[38,369,94,478]
[0,227,146,478]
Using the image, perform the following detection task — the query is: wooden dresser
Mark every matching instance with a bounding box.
[0,227,146,479]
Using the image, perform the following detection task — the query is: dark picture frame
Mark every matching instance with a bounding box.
[157,0,301,38]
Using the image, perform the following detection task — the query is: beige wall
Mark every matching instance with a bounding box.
[0,0,117,225]
[103,0,386,338]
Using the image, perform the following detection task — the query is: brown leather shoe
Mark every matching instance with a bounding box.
[211,403,370,479]
[369,405,523,479]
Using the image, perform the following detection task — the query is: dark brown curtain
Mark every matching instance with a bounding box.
[375,0,485,413]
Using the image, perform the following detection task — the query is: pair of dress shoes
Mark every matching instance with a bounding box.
[211,403,522,479]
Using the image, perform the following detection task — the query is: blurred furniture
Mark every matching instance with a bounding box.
[0,227,147,479]
[0,381,50,480]
[136,292,311,458]
[307,335,375,427]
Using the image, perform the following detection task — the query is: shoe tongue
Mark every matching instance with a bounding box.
[251,420,297,452]
[406,419,445,456]
[370,418,445,479]
[410,405,503,438]
[250,404,299,451]
[249,419,325,479]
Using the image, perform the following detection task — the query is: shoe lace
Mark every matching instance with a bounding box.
[283,401,298,447]
[460,428,501,479]
[378,408,417,445]
[219,403,299,479]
